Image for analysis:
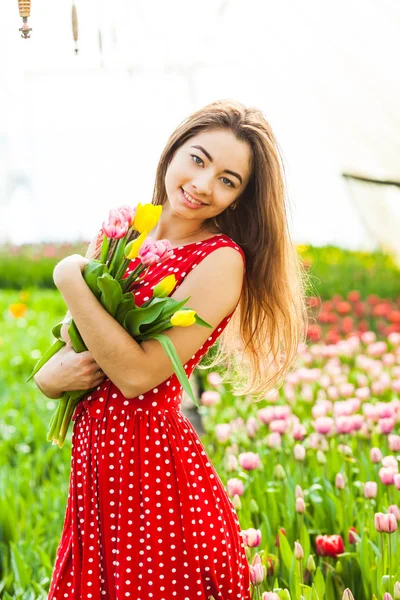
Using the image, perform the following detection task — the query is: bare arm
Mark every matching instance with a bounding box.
[53,246,244,398]
[60,230,102,342]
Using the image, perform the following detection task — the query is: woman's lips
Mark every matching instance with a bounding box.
[180,187,207,208]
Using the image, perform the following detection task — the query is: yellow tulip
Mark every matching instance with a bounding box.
[9,302,27,318]
[133,203,162,234]
[170,309,197,327]
[125,231,147,260]
[153,274,177,298]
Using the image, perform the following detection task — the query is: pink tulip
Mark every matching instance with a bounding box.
[383,594,393,600]
[274,405,291,420]
[370,447,383,463]
[294,541,304,560]
[225,454,238,472]
[207,371,223,386]
[335,473,345,490]
[215,424,231,443]
[367,342,387,357]
[339,383,355,398]
[250,553,265,585]
[295,485,304,498]
[377,403,395,419]
[393,380,400,394]
[356,373,369,387]
[374,512,397,533]
[312,402,331,418]
[201,390,221,407]
[333,401,354,417]
[227,478,244,497]
[238,452,261,471]
[319,374,331,388]
[242,528,262,547]
[382,456,398,471]
[314,417,334,435]
[294,444,306,461]
[270,419,288,434]
[335,416,354,434]
[388,332,400,346]
[382,353,395,367]
[292,423,307,441]
[102,208,129,239]
[394,474,400,490]
[327,386,339,401]
[379,467,396,486]
[286,372,300,385]
[379,417,396,435]
[296,497,305,513]
[373,381,390,396]
[351,414,364,431]
[388,505,400,521]
[301,384,314,402]
[267,432,282,449]
[262,593,280,600]
[364,481,378,498]
[355,387,370,401]
[363,403,380,422]
[138,237,173,267]
[361,331,376,344]
[257,406,275,424]
[117,204,136,226]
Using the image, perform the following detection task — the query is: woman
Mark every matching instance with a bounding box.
[36,100,308,599]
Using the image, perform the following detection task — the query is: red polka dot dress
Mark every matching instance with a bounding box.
[48,232,251,600]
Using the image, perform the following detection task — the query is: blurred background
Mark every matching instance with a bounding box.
[1,0,400,255]
[1,4,400,598]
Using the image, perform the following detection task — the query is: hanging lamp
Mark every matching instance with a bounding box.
[18,0,32,38]
[72,3,79,54]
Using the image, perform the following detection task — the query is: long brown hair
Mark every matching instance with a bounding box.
[94,100,310,401]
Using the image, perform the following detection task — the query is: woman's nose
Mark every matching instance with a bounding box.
[192,173,212,197]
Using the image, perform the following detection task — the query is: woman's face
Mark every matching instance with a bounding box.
[164,128,252,224]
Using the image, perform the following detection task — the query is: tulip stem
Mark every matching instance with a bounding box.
[380,532,386,576]
[388,533,392,583]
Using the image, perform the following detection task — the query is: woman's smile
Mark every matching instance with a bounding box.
[180,187,208,208]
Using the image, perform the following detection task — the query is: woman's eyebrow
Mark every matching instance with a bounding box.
[190,145,243,185]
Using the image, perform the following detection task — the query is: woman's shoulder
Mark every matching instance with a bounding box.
[203,232,246,270]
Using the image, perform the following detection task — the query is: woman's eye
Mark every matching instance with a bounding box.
[221,177,234,188]
[191,154,203,166]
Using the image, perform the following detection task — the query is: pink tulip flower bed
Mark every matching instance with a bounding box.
[199,330,400,600]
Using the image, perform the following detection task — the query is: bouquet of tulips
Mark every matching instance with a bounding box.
[28,203,212,448]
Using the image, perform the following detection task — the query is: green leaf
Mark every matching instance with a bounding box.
[194,314,213,328]
[152,333,199,408]
[300,523,311,564]
[83,260,110,299]
[26,338,65,382]
[109,237,127,277]
[313,567,325,599]
[124,302,166,337]
[9,542,32,590]
[279,530,293,573]
[115,293,136,325]
[97,273,123,316]
[159,296,192,319]
[68,320,87,353]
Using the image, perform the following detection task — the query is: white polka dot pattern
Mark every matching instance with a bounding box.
[47,233,250,600]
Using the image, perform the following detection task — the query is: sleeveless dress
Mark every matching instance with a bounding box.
[48,232,251,600]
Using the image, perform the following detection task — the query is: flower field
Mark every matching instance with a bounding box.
[1,247,400,599]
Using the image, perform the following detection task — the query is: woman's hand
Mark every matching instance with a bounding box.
[34,340,107,396]
[53,255,90,289]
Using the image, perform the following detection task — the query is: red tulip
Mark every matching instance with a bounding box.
[315,534,344,557]
[348,527,358,544]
